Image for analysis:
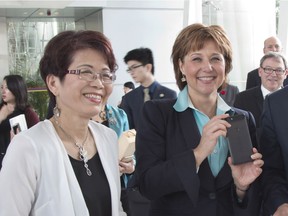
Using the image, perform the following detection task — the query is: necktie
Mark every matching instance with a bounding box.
[143,88,151,102]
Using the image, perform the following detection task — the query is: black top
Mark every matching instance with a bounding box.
[69,153,112,216]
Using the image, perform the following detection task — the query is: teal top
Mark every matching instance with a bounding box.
[105,104,129,137]
[104,104,131,187]
[173,86,231,177]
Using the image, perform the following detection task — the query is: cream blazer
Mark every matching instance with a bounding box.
[0,120,126,216]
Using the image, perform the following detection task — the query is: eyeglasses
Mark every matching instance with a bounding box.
[66,69,116,84]
[261,67,286,75]
[126,64,143,72]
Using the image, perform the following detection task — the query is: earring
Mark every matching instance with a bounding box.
[53,104,61,118]
[181,74,186,82]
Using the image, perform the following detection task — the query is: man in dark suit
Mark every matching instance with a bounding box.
[260,85,288,215]
[119,47,177,216]
[119,47,177,130]
[235,52,288,130]
[246,36,288,89]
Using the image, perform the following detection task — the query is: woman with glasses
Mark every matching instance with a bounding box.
[134,23,264,216]
[0,30,126,216]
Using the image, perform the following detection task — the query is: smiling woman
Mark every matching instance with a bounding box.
[134,23,264,216]
[0,30,126,216]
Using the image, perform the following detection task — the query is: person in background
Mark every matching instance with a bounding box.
[135,23,263,216]
[123,81,135,94]
[119,47,177,130]
[0,74,39,169]
[118,81,135,107]
[234,52,287,141]
[217,77,239,106]
[119,47,177,216]
[0,30,126,216]
[246,36,288,89]
[260,86,288,216]
[92,79,134,216]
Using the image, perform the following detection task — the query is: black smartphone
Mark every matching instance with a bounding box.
[225,114,253,165]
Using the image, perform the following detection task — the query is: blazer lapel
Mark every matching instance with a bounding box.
[178,108,201,149]
[255,87,264,113]
[178,108,215,186]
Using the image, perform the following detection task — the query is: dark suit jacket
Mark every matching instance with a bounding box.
[246,68,288,90]
[246,68,261,90]
[260,86,288,216]
[119,81,177,130]
[135,99,261,216]
[234,86,264,128]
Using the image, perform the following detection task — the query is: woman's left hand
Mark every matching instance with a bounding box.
[119,159,135,174]
[228,147,264,190]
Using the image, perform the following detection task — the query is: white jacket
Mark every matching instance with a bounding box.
[0,120,126,216]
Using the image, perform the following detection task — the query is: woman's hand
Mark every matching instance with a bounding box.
[119,159,135,174]
[229,147,263,192]
[274,203,288,216]
[193,113,230,167]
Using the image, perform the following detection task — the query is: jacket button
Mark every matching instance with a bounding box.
[209,193,216,200]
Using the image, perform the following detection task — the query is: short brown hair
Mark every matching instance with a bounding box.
[171,23,233,90]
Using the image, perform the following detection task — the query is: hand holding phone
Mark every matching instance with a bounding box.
[225,114,253,165]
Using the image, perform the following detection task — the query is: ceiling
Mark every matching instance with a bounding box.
[0,7,102,21]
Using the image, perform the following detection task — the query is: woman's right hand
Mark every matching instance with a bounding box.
[193,113,230,167]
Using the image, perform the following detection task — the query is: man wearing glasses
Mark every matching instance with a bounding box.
[119,47,176,216]
[119,47,177,130]
[234,51,288,141]
[246,36,288,89]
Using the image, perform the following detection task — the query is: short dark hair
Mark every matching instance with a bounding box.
[124,47,155,74]
[39,30,118,106]
[124,81,135,90]
[260,51,287,69]
[1,75,29,110]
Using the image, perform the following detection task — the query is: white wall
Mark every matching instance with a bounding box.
[278,0,288,57]
[102,7,184,106]
[211,0,276,91]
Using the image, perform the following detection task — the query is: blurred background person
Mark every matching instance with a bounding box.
[246,36,288,89]
[234,52,287,142]
[118,81,135,107]
[0,74,39,169]
[0,30,126,216]
[119,47,177,130]
[123,81,135,94]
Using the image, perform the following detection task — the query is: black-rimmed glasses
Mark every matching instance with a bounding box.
[126,64,143,72]
[67,69,116,84]
[261,67,286,75]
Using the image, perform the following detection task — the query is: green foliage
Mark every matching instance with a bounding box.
[25,73,49,121]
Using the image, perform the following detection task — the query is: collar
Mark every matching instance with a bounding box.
[261,84,282,99]
[173,85,231,114]
[141,81,158,93]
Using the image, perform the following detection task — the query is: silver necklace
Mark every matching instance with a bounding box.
[55,120,92,176]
